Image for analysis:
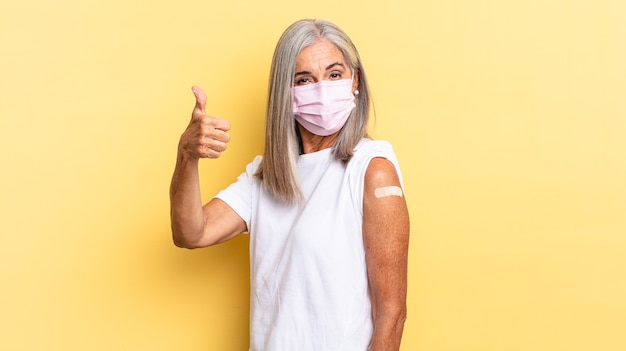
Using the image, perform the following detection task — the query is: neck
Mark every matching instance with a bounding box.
[298,124,339,154]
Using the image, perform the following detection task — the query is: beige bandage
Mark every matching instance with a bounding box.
[374,186,403,198]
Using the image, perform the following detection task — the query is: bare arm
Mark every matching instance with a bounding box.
[169,86,247,249]
[363,157,410,351]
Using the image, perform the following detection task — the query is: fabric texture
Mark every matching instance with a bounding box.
[215,138,403,351]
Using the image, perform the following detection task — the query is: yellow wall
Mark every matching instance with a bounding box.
[1,0,625,350]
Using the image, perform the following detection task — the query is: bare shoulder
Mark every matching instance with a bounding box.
[363,156,409,237]
[364,157,402,189]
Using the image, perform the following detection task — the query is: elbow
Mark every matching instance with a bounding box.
[375,303,407,330]
[172,232,194,249]
[172,235,207,249]
[171,227,207,249]
[389,304,407,328]
[173,237,200,249]
[370,304,407,350]
[397,306,407,328]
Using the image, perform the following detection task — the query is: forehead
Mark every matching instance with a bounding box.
[295,40,346,70]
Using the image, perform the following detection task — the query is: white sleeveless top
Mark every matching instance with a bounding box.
[215,139,403,351]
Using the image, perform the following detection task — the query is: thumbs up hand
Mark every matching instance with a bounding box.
[178,86,232,159]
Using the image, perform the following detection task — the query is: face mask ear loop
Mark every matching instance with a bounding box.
[351,69,359,96]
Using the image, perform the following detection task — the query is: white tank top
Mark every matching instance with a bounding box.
[216,139,403,351]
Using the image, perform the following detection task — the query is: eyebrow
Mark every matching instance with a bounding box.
[295,62,346,76]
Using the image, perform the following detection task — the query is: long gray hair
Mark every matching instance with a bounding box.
[255,19,372,203]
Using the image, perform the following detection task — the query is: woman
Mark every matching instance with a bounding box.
[170,19,409,351]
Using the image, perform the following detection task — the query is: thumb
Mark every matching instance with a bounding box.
[191,86,207,116]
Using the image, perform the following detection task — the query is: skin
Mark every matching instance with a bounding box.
[362,157,409,350]
[293,39,359,152]
[169,87,246,248]
[170,39,409,350]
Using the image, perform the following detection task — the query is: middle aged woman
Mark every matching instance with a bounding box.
[170,19,410,350]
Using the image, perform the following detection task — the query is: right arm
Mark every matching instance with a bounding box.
[169,86,247,249]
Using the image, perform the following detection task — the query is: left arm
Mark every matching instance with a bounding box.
[363,157,410,351]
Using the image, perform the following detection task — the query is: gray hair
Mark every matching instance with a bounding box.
[255,19,372,203]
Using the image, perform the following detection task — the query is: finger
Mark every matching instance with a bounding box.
[200,121,231,143]
[201,144,223,159]
[205,117,232,132]
[202,136,229,152]
[191,86,207,116]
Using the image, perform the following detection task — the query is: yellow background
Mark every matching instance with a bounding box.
[1,0,625,350]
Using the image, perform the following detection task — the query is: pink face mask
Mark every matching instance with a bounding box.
[292,78,356,136]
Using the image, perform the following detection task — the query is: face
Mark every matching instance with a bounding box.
[294,39,359,92]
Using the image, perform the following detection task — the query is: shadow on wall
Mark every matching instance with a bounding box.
[160,234,251,348]
[98,223,251,349]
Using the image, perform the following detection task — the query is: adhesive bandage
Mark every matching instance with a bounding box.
[374,186,403,198]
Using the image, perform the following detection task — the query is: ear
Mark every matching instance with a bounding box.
[352,68,360,94]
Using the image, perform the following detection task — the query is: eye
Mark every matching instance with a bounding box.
[329,72,342,80]
[295,77,313,85]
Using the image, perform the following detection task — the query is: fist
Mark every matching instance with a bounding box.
[179,86,231,159]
